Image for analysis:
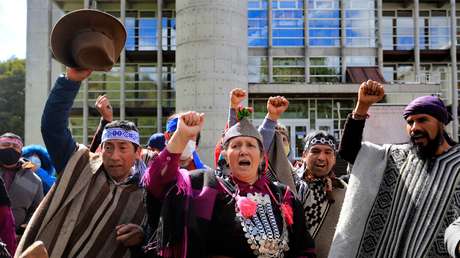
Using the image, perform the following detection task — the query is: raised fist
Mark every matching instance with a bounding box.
[267,96,289,121]
[177,111,205,141]
[230,88,247,109]
[354,80,385,115]
[95,95,113,122]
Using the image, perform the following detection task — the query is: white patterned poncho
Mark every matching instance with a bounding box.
[329,142,460,258]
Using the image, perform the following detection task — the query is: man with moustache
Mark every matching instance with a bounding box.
[328,80,460,258]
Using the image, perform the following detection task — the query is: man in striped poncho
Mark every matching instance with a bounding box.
[15,68,146,258]
[329,80,460,258]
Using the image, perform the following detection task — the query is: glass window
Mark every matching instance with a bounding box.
[313,0,336,9]
[68,117,101,144]
[249,0,262,9]
[127,116,157,144]
[273,57,305,82]
[78,64,176,109]
[123,11,176,51]
[251,99,268,118]
[249,10,268,19]
[345,56,376,66]
[276,0,303,9]
[162,17,175,51]
[309,56,341,82]
[344,0,375,47]
[139,18,156,50]
[382,17,393,50]
[317,100,333,119]
[273,10,303,19]
[419,18,427,49]
[430,16,450,49]
[383,66,395,82]
[396,65,415,82]
[308,0,340,47]
[125,17,136,51]
[417,11,450,50]
[396,17,414,50]
[249,0,269,47]
[272,4,304,47]
[285,101,309,118]
[248,56,269,83]
[420,64,449,84]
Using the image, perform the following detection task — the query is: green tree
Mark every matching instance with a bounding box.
[0,58,25,138]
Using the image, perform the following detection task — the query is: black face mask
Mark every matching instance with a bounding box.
[0,148,21,166]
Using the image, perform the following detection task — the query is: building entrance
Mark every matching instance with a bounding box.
[254,119,309,160]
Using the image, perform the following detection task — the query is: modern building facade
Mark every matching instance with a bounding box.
[26,0,457,165]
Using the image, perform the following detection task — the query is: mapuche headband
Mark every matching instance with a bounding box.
[101,128,140,145]
[304,136,337,151]
[0,137,23,149]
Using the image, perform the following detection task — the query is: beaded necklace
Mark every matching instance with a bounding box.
[218,178,292,258]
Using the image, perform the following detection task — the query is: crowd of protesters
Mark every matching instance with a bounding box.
[3,74,460,258]
[5,7,460,258]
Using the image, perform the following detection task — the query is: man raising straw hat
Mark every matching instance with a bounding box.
[16,9,146,258]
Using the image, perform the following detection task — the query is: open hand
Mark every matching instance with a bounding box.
[267,96,289,121]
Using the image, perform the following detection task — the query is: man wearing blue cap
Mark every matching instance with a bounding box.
[164,115,208,170]
[141,132,166,165]
[147,133,166,152]
[329,80,460,258]
[17,68,146,258]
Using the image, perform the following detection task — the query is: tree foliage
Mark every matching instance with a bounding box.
[0,58,25,138]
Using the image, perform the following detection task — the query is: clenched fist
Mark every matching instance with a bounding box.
[354,80,384,116]
[166,111,205,155]
[95,95,113,122]
[230,88,247,109]
[267,96,289,121]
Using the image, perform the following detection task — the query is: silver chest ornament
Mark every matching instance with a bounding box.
[236,192,290,258]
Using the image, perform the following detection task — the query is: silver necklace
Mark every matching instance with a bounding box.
[236,192,290,258]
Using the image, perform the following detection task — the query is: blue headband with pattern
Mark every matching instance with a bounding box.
[102,128,140,145]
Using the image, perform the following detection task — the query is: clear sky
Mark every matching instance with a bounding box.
[0,0,27,62]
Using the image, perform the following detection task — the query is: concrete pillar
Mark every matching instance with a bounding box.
[156,0,163,132]
[451,0,458,140]
[176,0,248,165]
[377,0,384,75]
[304,0,310,82]
[268,0,273,83]
[340,0,346,83]
[25,0,57,145]
[414,0,420,82]
[120,0,126,120]
[81,0,90,144]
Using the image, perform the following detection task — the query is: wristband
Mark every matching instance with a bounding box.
[352,112,369,120]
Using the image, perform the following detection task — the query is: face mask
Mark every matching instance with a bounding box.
[0,148,21,166]
[29,156,42,169]
[283,144,290,157]
[180,140,196,161]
